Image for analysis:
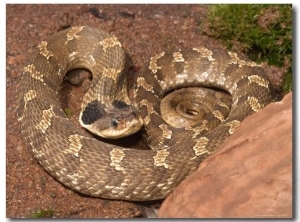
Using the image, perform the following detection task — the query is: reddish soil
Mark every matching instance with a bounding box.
[6,4,284,218]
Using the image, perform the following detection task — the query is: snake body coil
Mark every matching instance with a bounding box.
[16,26,275,201]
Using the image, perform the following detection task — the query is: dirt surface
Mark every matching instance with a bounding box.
[6,4,284,218]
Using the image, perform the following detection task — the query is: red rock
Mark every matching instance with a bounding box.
[158,93,292,218]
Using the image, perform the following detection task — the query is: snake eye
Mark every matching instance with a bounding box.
[111,118,119,127]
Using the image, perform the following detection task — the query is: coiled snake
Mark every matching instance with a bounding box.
[16,26,275,201]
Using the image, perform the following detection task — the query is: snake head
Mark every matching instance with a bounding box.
[79,100,143,139]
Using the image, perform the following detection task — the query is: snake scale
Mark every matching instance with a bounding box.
[16,26,275,201]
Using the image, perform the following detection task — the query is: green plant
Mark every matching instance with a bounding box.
[29,208,54,218]
[202,4,292,93]
[64,108,72,116]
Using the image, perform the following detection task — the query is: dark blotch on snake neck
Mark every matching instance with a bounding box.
[81,100,106,125]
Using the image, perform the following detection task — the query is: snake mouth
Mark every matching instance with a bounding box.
[80,112,143,139]
[96,116,143,139]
